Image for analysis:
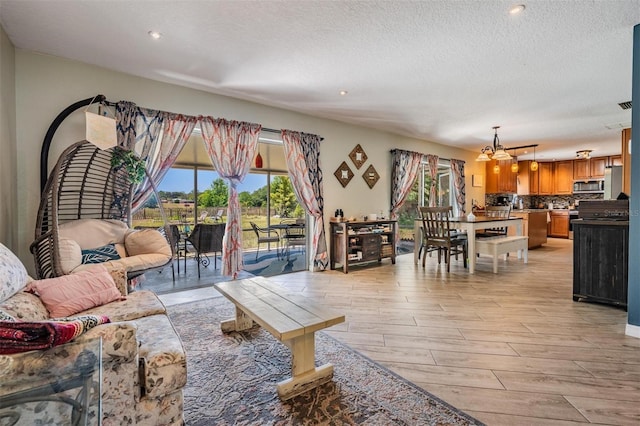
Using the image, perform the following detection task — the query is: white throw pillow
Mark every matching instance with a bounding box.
[0,243,29,303]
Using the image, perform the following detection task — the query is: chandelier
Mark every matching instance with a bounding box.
[576,149,592,159]
[476,126,512,161]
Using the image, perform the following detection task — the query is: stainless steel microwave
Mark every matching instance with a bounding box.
[573,180,604,194]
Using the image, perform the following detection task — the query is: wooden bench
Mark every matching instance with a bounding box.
[475,235,529,273]
[213,277,345,400]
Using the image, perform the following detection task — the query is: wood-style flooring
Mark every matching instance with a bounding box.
[261,238,640,425]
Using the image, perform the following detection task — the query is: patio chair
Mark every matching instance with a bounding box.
[186,223,225,278]
[250,222,280,260]
[281,219,306,260]
[212,209,225,222]
[418,206,467,272]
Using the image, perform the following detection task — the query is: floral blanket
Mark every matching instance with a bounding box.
[0,315,110,354]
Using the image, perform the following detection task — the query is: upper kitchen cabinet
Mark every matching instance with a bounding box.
[609,155,623,166]
[538,162,553,195]
[554,160,574,194]
[516,160,539,195]
[485,159,517,193]
[574,157,607,180]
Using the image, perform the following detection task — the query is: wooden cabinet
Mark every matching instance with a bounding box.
[574,157,607,180]
[549,210,569,238]
[573,220,628,307]
[485,159,517,193]
[516,161,540,195]
[538,162,553,195]
[507,211,548,248]
[553,160,574,194]
[609,155,622,166]
[330,219,396,273]
[622,128,631,195]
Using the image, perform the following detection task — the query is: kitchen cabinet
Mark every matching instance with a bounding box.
[516,161,539,195]
[553,160,574,194]
[574,157,607,180]
[538,162,553,195]
[485,159,517,193]
[330,219,396,273]
[507,210,548,248]
[609,155,622,166]
[573,220,628,307]
[549,210,570,238]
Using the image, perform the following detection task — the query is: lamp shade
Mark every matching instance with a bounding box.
[530,160,539,171]
[476,152,491,162]
[492,149,512,160]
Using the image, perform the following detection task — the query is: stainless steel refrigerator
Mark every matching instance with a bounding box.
[604,165,623,199]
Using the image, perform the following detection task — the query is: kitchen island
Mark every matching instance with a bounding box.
[483,209,547,249]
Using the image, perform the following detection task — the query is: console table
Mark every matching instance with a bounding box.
[329,219,396,273]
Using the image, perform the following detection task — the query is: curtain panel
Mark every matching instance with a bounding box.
[450,159,466,215]
[199,117,262,278]
[390,149,423,246]
[425,154,439,207]
[281,130,328,270]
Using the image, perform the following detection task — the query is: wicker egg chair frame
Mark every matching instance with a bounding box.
[30,140,173,280]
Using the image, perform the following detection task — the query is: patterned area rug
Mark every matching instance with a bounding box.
[167,297,484,425]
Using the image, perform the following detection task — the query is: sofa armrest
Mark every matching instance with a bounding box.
[0,321,137,385]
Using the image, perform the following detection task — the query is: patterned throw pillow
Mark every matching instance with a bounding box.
[0,309,15,321]
[0,243,29,303]
[81,244,121,265]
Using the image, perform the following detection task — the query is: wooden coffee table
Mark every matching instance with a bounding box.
[214,277,345,400]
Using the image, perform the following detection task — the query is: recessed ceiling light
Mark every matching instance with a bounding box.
[509,4,526,15]
[148,31,162,40]
[339,90,348,96]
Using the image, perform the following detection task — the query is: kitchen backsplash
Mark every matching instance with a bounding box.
[484,193,604,209]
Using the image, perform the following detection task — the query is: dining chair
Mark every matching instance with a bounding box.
[476,205,511,238]
[250,222,280,260]
[186,223,225,277]
[418,206,467,272]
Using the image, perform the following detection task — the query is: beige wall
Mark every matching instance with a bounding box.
[0,25,17,251]
[13,51,484,273]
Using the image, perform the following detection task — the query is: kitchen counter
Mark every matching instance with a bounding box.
[507,210,548,248]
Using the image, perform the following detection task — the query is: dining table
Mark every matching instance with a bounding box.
[413,216,524,273]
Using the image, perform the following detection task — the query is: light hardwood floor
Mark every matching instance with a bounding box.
[161,238,639,425]
[265,238,640,426]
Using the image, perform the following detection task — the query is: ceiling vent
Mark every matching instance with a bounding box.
[618,101,632,110]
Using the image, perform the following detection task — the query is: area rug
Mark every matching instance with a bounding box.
[167,297,484,425]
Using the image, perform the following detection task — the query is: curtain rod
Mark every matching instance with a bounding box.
[389,148,451,162]
[103,99,323,140]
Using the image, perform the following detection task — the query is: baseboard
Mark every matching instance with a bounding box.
[625,323,640,339]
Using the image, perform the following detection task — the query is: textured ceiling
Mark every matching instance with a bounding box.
[1,0,638,161]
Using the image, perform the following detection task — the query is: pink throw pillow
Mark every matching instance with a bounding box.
[27,267,124,318]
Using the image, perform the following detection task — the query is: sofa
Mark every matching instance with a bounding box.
[0,243,186,425]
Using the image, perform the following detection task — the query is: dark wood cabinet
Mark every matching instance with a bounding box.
[330,219,396,273]
[573,220,628,308]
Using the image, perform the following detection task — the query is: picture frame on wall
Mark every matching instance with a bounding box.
[334,161,354,188]
[349,144,368,169]
[362,164,380,189]
[472,174,483,187]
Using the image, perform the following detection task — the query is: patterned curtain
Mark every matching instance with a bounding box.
[115,101,138,150]
[426,154,439,207]
[199,117,262,278]
[450,159,466,215]
[281,130,328,270]
[131,114,197,211]
[390,149,423,246]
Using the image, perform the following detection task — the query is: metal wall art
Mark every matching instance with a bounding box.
[362,164,380,189]
[334,161,354,188]
[349,144,368,169]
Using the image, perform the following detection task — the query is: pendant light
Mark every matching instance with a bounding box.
[255,146,263,169]
[511,149,519,173]
[476,126,512,161]
[530,146,539,171]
